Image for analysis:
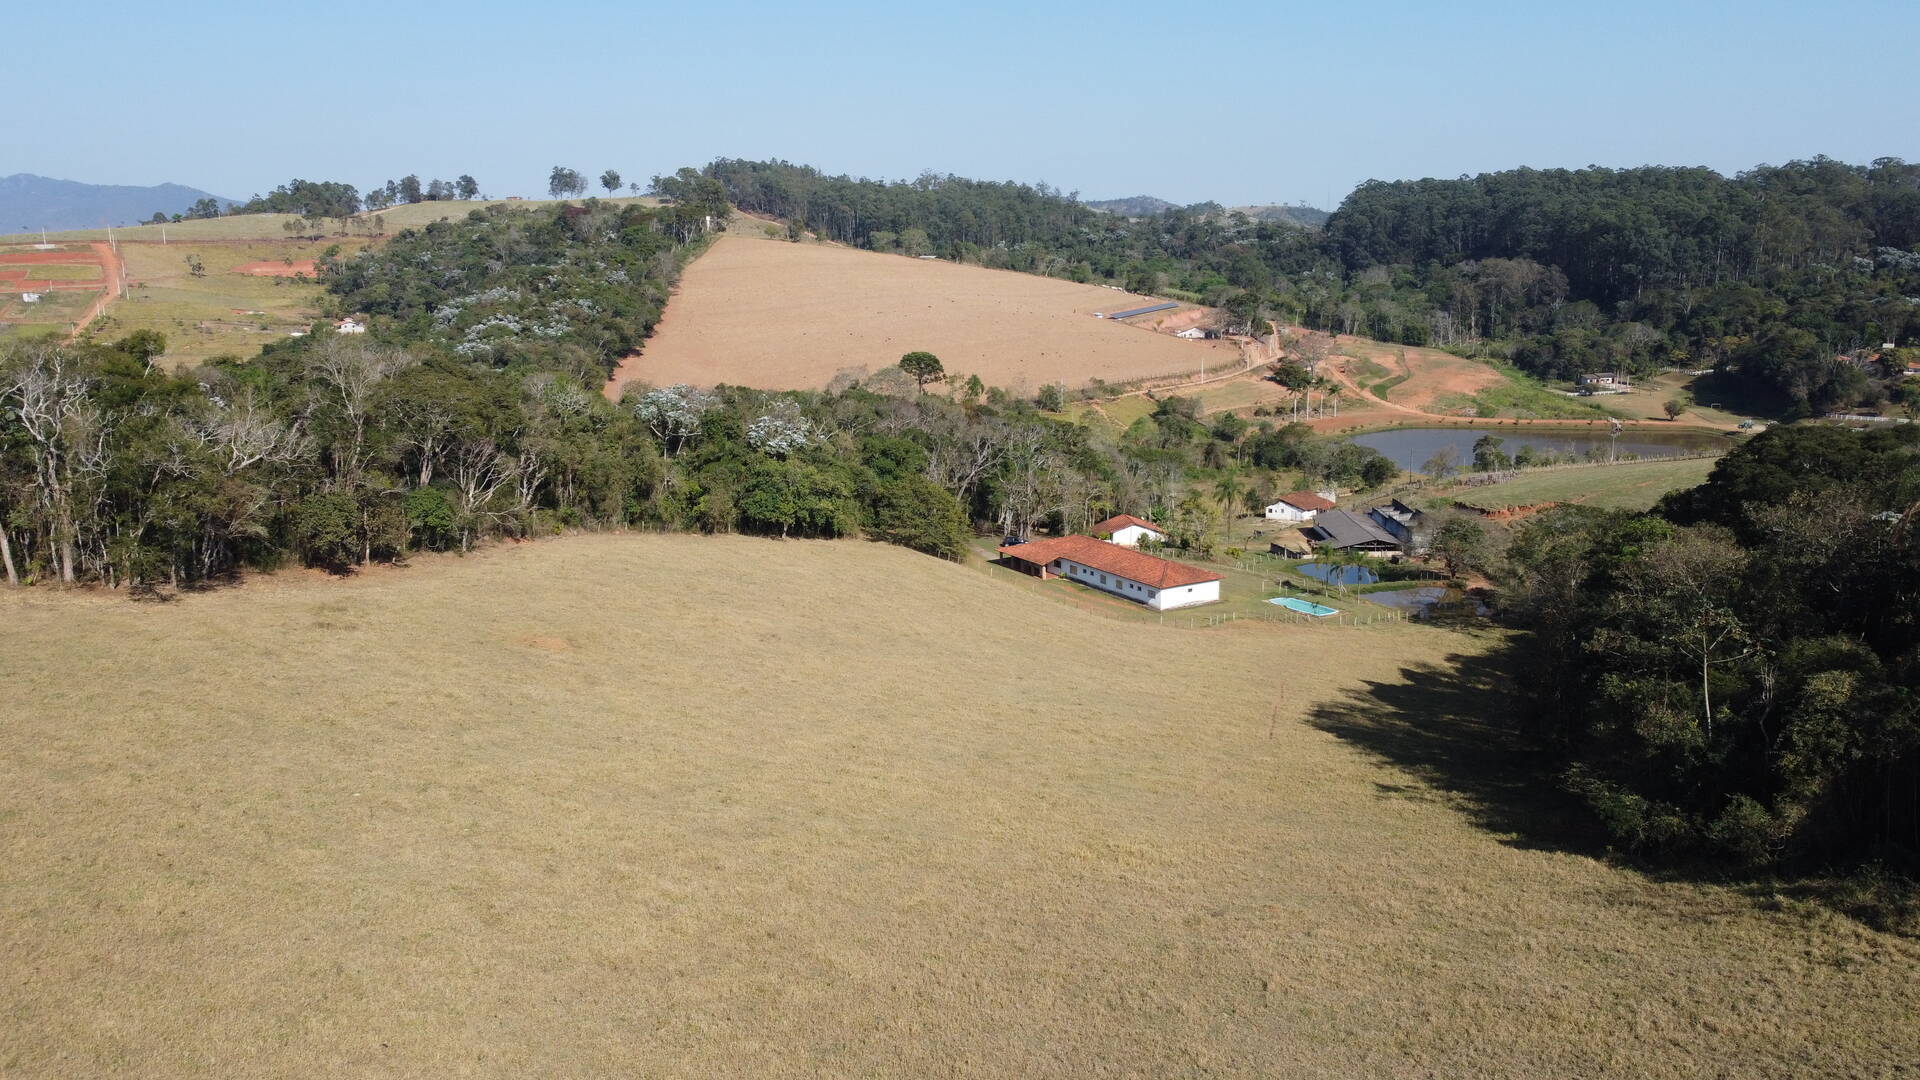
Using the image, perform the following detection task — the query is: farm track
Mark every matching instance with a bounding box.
[65,243,122,340]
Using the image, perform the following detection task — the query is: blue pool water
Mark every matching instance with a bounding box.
[1269,597,1340,617]
[1296,563,1378,586]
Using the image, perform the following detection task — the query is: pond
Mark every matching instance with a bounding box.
[1364,586,1492,618]
[1352,426,1727,472]
[1295,563,1378,586]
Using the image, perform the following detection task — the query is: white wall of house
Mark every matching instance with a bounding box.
[1149,579,1220,610]
[1108,524,1165,548]
[1051,558,1218,610]
[1264,502,1315,522]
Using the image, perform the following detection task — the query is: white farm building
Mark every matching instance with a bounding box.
[1091,513,1168,548]
[997,535,1221,611]
[1263,491,1335,522]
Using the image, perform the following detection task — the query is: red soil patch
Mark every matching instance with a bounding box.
[233,260,317,277]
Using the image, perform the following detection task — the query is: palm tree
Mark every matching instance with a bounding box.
[1212,471,1246,543]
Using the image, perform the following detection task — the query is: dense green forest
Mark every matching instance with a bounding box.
[704,157,1920,416]
[1502,424,1920,904]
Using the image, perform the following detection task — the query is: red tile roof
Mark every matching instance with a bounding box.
[1273,491,1334,512]
[997,535,1221,588]
[1091,514,1165,536]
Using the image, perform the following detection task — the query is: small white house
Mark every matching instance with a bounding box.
[1263,491,1335,522]
[1579,372,1629,387]
[335,317,367,334]
[1092,513,1168,548]
[997,535,1221,610]
[1173,326,1208,340]
[20,292,41,303]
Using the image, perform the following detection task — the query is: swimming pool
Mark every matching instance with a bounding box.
[1268,596,1340,617]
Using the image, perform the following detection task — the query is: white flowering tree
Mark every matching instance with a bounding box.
[633,384,713,455]
[746,401,816,458]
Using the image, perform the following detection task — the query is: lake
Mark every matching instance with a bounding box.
[1352,427,1729,471]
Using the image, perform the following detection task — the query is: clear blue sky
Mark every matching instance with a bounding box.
[6,0,1915,208]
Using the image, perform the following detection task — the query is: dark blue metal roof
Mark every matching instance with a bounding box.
[1105,301,1178,320]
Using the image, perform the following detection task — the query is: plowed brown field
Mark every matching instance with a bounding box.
[608,237,1237,395]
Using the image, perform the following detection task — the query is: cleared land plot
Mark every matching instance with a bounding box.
[0,197,663,245]
[1447,456,1720,512]
[0,262,101,282]
[1328,335,1507,411]
[0,288,91,339]
[102,240,366,366]
[3,534,1917,1077]
[611,236,1237,393]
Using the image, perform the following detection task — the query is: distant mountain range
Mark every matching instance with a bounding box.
[1083,194,1329,227]
[0,173,234,232]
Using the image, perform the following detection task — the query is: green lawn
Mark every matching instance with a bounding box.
[1435,364,1622,420]
[1447,456,1720,511]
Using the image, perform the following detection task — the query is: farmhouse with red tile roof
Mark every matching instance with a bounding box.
[1090,513,1168,548]
[997,535,1221,610]
[1263,491,1335,522]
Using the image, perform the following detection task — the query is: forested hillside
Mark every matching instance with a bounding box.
[705,157,1920,416]
[1503,424,1920,902]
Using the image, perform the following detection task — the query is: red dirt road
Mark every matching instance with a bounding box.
[66,243,122,340]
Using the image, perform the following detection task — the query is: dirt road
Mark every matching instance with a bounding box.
[63,242,121,341]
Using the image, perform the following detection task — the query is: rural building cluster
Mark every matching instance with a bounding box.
[997,517,1222,610]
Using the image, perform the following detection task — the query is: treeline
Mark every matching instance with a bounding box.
[149,175,494,226]
[702,158,1920,415]
[0,196,1397,588]
[1501,424,1920,889]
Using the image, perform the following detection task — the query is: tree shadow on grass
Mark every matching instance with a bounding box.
[1304,634,1597,857]
[1309,635,1920,935]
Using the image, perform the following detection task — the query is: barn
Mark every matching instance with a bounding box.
[997,535,1221,610]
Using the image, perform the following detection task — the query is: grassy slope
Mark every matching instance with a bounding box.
[2,534,1915,1077]
[1447,457,1720,511]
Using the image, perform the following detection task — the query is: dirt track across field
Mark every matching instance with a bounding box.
[66,243,122,339]
[606,237,1237,396]
[233,259,317,277]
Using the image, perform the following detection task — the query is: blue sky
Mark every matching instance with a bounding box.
[5,0,1915,208]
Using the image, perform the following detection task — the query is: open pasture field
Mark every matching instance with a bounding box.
[98,239,369,366]
[610,236,1237,394]
[1445,456,1721,513]
[3,534,1916,1077]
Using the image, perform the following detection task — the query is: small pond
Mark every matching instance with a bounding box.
[1295,563,1378,586]
[1364,586,1492,618]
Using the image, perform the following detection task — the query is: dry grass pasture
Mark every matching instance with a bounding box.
[3,534,1917,1077]
[610,236,1238,394]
